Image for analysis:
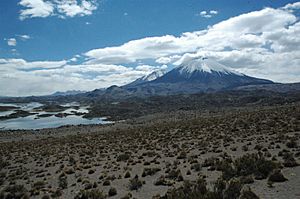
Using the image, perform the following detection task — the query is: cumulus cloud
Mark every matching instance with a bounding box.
[0,59,166,96]
[84,4,300,83]
[18,0,98,20]
[282,2,300,10]
[56,0,97,18]
[6,38,17,46]
[19,0,54,20]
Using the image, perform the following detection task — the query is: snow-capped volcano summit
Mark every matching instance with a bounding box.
[122,57,273,96]
[177,57,243,77]
[149,57,273,92]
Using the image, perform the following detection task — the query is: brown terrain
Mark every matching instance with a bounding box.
[0,103,299,199]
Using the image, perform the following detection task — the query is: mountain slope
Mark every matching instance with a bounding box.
[125,69,166,87]
[123,57,273,95]
[84,57,274,98]
[154,57,272,87]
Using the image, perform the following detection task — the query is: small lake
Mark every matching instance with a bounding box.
[0,102,111,130]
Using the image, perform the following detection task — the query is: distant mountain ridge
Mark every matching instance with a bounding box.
[51,90,85,96]
[20,57,299,100]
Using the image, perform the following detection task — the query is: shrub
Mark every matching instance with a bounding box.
[108,187,117,197]
[286,140,298,148]
[33,181,45,190]
[51,189,63,198]
[129,175,143,190]
[166,169,182,181]
[42,195,51,199]
[177,151,187,159]
[124,171,131,178]
[159,178,208,199]
[283,153,298,167]
[142,167,161,177]
[74,189,106,199]
[239,187,259,199]
[65,167,75,175]
[240,175,254,184]
[88,170,95,174]
[223,179,242,199]
[268,170,287,182]
[234,153,277,179]
[0,185,28,199]
[103,180,110,186]
[154,176,168,186]
[59,173,68,189]
[117,153,130,162]
[0,158,9,170]
[191,163,201,172]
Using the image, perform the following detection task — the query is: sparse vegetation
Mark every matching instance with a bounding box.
[0,102,299,198]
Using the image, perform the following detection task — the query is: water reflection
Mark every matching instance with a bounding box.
[0,102,110,130]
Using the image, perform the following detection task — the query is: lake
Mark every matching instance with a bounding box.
[0,102,111,130]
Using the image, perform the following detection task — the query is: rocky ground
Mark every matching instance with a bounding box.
[0,103,299,199]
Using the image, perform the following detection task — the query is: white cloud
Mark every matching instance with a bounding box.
[6,38,17,46]
[85,7,297,63]
[282,2,300,10]
[18,0,98,20]
[19,0,54,20]
[17,34,31,40]
[69,57,77,62]
[0,59,67,70]
[84,35,192,64]
[56,0,97,17]
[155,55,181,64]
[210,10,218,15]
[0,59,167,96]
[155,57,172,64]
[135,64,166,72]
[198,9,218,18]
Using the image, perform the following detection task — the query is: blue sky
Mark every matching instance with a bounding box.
[1,0,297,61]
[0,0,300,96]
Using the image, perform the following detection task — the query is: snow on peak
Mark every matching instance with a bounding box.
[178,57,243,76]
[142,69,166,81]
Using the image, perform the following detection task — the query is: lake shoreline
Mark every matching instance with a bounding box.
[0,102,110,130]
